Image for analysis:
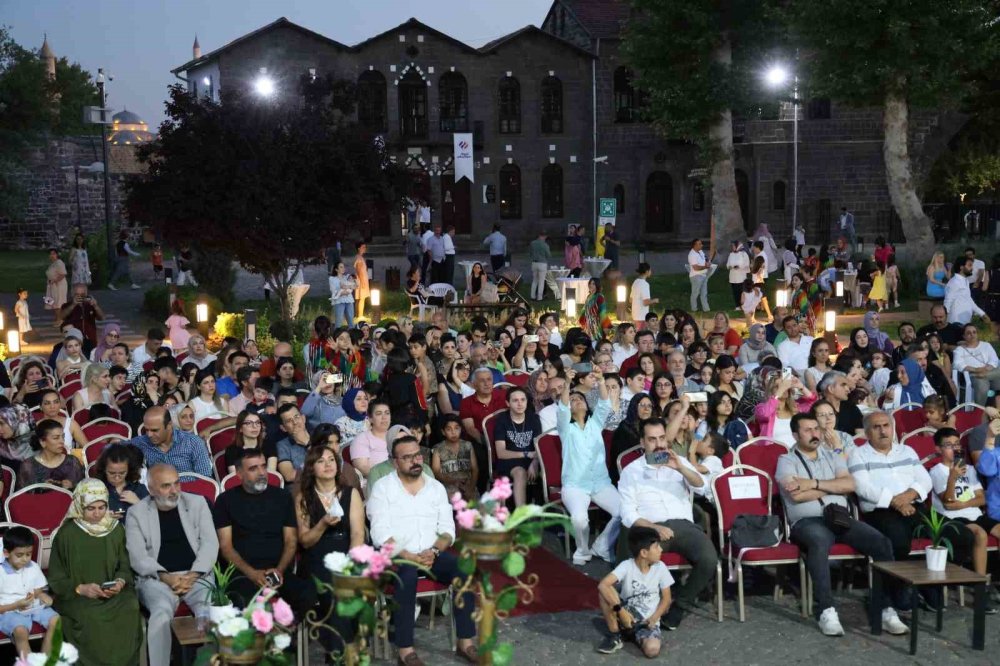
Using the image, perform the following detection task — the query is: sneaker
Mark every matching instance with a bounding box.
[130,283,140,289]
[107,284,118,291]
[596,633,623,654]
[661,604,684,631]
[881,608,909,635]
[985,599,999,615]
[591,542,613,563]
[818,607,845,637]
[572,549,592,566]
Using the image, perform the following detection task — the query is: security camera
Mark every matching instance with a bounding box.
[593,156,608,164]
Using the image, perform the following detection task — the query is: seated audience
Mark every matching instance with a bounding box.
[17,418,84,490]
[94,443,149,517]
[224,410,276,475]
[275,403,313,483]
[432,413,478,501]
[0,526,60,657]
[123,407,213,478]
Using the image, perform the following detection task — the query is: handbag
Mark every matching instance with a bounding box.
[729,514,781,552]
[794,449,852,535]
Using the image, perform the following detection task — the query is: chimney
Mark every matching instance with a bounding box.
[193,35,201,59]
[40,34,56,80]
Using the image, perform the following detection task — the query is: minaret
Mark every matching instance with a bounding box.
[193,35,201,59]
[41,34,56,81]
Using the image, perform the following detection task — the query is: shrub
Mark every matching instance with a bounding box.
[213,312,245,340]
[141,285,224,325]
[0,342,7,362]
[191,249,236,307]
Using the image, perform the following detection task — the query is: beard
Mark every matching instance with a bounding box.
[402,464,423,479]
[153,494,180,510]
[245,478,269,494]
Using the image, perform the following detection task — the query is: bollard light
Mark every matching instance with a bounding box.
[6,329,19,355]
[196,302,209,323]
[371,289,381,307]
[835,281,844,298]
[775,289,788,308]
[0,310,4,330]
[616,284,627,303]
[566,297,577,319]
[244,309,257,343]
[825,310,836,333]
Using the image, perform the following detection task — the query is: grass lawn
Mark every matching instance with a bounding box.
[0,250,53,293]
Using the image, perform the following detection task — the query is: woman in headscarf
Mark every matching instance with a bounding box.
[525,367,550,413]
[737,324,776,366]
[609,393,656,485]
[863,311,895,357]
[301,369,345,430]
[0,403,36,469]
[121,370,160,430]
[334,387,371,448]
[579,278,612,342]
[90,323,121,364]
[847,327,874,369]
[47,479,142,666]
[883,358,928,411]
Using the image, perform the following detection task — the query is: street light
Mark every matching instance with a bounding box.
[95,68,114,262]
[616,284,627,321]
[764,63,799,232]
[254,67,275,97]
[244,309,257,342]
[775,289,788,308]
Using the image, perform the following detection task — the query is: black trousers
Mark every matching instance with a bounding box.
[228,568,318,621]
[863,504,976,565]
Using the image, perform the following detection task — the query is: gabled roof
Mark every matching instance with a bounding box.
[171,17,350,74]
[543,0,629,40]
[352,17,479,54]
[478,25,594,57]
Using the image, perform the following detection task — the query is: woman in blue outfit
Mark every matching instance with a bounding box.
[925,251,949,298]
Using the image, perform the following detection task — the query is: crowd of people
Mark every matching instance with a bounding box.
[3,230,1000,662]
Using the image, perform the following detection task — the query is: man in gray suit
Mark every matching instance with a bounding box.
[126,464,219,666]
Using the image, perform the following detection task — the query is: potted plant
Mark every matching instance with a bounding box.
[193,586,295,666]
[914,508,960,571]
[197,563,241,625]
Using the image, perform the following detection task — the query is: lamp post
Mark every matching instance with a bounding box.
[765,64,799,232]
[566,297,577,320]
[245,309,257,343]
[96,69,114,262]
[196,301,209,338]
[616,284,627,322]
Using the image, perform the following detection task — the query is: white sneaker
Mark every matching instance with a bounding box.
[572,549,592,566]
[130,283,140,289]
[591,542,613,563]
[107,284,118,291]
[881,607,909,635]
[818,607,844,637]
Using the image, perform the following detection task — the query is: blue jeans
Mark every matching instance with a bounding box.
[109,257,132,285]
[393,551,475,649]
[333,301,354,329]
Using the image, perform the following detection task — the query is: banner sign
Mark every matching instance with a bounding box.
[453,133,474,183]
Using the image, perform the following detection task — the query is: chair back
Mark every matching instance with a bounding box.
[61,369,82,386]
[180,474,220,504]
[950,403,985,434]
[503,372,529,387]
[711,465,772,551]
[296,389,311,410]
[7,357,22,374]
[82,435,124,466]
[195,416,225,436]
[0,522,43,563]
[220,471,284,491]
[482,409,507,481]
[601,429,614,477]
[733,438,788,493]
[533,433,563,502]
[213,450,229,482]
[900,428,937,465]
[59,380,82,405]
[30,407,68,423]
[207,427,237,456]
[616,445,643,474]
[0,465,15,506]
[5,485,74,536]
[81,418,132,442]
[891,404,926,438]
[427,283,458,303]
[176,350,189,364]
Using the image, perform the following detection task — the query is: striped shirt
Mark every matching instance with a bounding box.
[847,442,932,513]
[123,429,213,479]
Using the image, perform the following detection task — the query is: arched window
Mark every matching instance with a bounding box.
[398,70,427,138]
[614,183,625,214]
[439,72,468,132]
[692,182,705,212]
[542,164,563,218]
[645,171,673,232]
[499,164,522,219]
[541,76,563,134]
[498,77,521,134]
[357,70,387,131]
[614,67,637,123]
[772,180,786,210]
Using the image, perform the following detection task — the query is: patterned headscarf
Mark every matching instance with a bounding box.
[0,404,35,462]
[67,479,118,538]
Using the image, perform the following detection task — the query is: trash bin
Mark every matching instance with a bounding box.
[385,267,400,291]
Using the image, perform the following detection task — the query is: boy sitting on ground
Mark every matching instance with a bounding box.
[0,527,60,657]
[596,526,673,658]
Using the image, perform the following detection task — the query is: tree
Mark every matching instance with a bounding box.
[787,0,1000,254]
[622,0,783,245]
[125,82,404,324]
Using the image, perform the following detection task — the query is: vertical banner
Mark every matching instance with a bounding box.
[453,133,474,183]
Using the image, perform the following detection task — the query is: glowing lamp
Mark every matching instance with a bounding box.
[196,303,209,323]
[616,285,627,303]
[825,310,836,333]
[775,290,788,308]
[566,297,577,319]
[254,76,275,96]
[0,311,4,330]
[835,281,844,298]
[371,289,381,307]
[6,329,19,354]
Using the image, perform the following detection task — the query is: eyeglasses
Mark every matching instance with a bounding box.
[242,420,262,427]
[395,452,424,463]
[107,333,119,338]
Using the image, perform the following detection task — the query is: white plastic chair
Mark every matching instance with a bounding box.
[427,283,458,304]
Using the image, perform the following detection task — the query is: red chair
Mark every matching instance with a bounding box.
[0,523,46,648]
[195,417,225,437]
[180,473,220,505]
[296,389,311,410]
[481,409,507,481]
[176,350,189,364]
[83,435,123,465]
[891,404,926,438]
[711,465,804,622]
[0,465,16,506]
[142,360,155,372]
[58,379,82,406]
[5,485,74,536]
[602,429,615,478]
[733,438,789,494]
[901,428,938,468]
[213,451,229,482]
[30,407,68,423]
[220,471,284,491]
[81,418,132,442]
[61,369,82,386]
[616,445,643,475]
[207,427,237,456]
[503,372,529,387]
[72,408,91,427]
[7,357,22,374]
[533,433,573,558]
[950,403,986,434]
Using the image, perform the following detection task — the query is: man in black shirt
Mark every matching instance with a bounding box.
[891,322,917,368]
[817,371,864,436]
[214,448,316,616]
[126,464,219,666]
[916,304,963,350]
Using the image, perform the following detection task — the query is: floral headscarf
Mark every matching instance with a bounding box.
[0,404,35,462]
[67,479,118,537]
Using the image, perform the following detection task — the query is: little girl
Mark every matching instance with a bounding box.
[868,260,887,312]
[740,279,770,325]
[14,287,31,346]
[884,255,900,309]
[868,352,892,398]
[151,243,164,278]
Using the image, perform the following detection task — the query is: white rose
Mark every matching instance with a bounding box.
[323,551,353,574]
[481,515,504,532]
[273,633,292,651]
[209,604,239,624]
[217,616,250,637]
[26,655,48,666]
[58,643,80,663]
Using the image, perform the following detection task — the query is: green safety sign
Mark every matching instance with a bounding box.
[599,198,616,218]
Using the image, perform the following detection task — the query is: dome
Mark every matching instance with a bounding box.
[112,109,144,126]
[110,130,152,145]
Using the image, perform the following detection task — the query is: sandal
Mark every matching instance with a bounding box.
[398,652,425,666]
[455,644,478,664]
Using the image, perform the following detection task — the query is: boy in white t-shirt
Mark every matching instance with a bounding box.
[930,428,1000,587]
[596,526,673,657]
[630,263,659,329]
[0,527,60,656]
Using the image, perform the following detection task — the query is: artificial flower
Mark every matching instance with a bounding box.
[24,655,47,666]
[488,477,513,502]
[216,616,250,637]
[365,551,393,578]
[349,544,376,564]
[209,603,240,624]
[251,608,274,633]
[323,551,353,574]
[379,541,395,557]
[59,643,80,663]
[481,515,504,532]
[451,493,467,511]
[272,597,294,627]
[273,633,292,651]
[456,508,478,530]
[495,505,510,523]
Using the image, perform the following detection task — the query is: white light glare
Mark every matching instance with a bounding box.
[765,65,789,87]
[254,76,275,96]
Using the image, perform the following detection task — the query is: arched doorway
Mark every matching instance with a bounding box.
[645,171,673,233]
[735,169,750,231]
[440,174,471,234]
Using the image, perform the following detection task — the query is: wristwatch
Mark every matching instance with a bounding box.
[430,546,441,557]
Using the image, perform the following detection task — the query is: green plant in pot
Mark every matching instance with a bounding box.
[197,563,241,623]
[914,508,961,572]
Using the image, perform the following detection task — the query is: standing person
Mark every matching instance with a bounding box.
[726,240,750,310]
[579,278,612,342]
[687,238,714,313]
[838,207,856,253]
[444,225,457,285]
[150,243,164,278]
[426,225,446,285]
[108,230,141,290]
[404,225,423,271]
[945,255,989,325]
[565,225,583,278]
[58,284,105,346]
[529,230,551,301]
[165,301,191,351]
[483,224,507,273]
[329,261,357,329]
[755,224,779,274]
[601,223,620,270]
[353,242,370,321]
[630,263,659,329]
[420,222,434,286]
[793,222,806,255]
[45,248,68,322]
[69,233,91,286]
[176,244,198,286]
[14,287,31,347]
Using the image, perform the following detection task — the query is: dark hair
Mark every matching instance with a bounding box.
[297,442,342,526]
[439,413,462,430]
[933,427,960,446]
[790,412,817,434]
[277,402,299,420]
[407,333,427,347]
[146,328,166,342]
[2,526,34,553]
[706,391,735,430]
[112,342,130,354]
[368,398,390,417]
[702,431,730,460]
[236,447,267,468]
[94,443,143,484]
[30,419,63,451]
[153,357,178,373]
[88,403,113,420]
[635,329,655,343]
[274,386,298,401]
[506,386,529,403]
[233,410,265,448]
[391,434,419,456]
[628,526,660,558]
[309,423,341,448]
[236,366,256,386]
[625,366,645,382]
[639,416,668,438]
[109,365,128,380]
[637,262,651,275]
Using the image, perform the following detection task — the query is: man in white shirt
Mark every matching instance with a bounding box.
[952,323,1000,405]
[630,263,659,328]
[776,316,814,376]
[482,225,507,273]
[132,328,167,367]
[420,224,435,285]
[443,225,457,286]
[965,247,986,290]
[944,255,988,325]
[618,417,717,630]
[687,238,714,313]
[726,240,750,310]
[425,226,446,284]
[367,435,478,665]
[537,375,566,432]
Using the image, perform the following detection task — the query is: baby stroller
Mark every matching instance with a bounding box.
[494,267,530,307]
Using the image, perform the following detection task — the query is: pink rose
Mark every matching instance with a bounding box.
[349,544,376,564]
[379,542,396,557]
[272,598,294,627]
[495,505,510,523]
[251,608,274,633]
[489,477,513,502]
[365,551,393,578]
[456,508,478,530]
[451,492,467,511]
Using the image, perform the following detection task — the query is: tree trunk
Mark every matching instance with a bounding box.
[883,90,935,256]
[708,35,745,246]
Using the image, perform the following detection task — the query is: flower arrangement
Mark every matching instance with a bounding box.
[323,543,397,579]
[14,620,78,665]
[194,587,296,666]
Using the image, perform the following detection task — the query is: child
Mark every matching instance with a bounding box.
[689,432,729,501]
[13,287,30,346]
[431,414,478,500]
[884,255,900,309]
[740,279,768,326]
[249,377,276,415]
[0,526,60,656]
[923,395,956,430]
[868,260,887,312]
[596,526,673,657]
[150,243,164,278]
[868,352,892,398]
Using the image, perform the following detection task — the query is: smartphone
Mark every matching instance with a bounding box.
[687,391,709,403]
[34,379,47,389]
[781,367,793,380]
[644,450,672,465]
[100,581,118,590]
[490,341,503,350]
[954,455,965,468]
[264,572,281,588]
[325,373,343,385]
[573,362,593,374]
